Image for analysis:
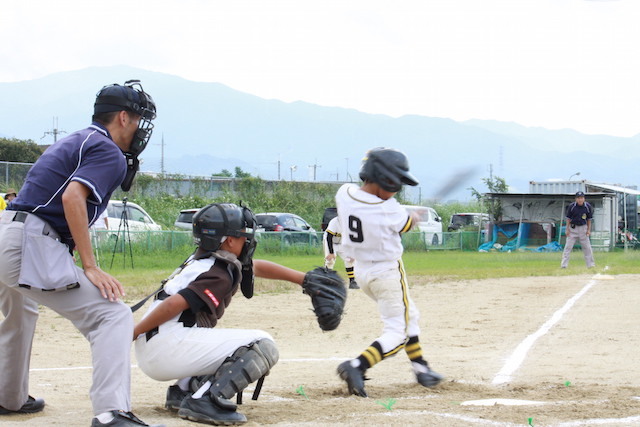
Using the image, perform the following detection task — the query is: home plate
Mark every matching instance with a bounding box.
[461,399,546,406]
[593,274,614,280]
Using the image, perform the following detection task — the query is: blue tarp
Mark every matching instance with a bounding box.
[478,223,532,252]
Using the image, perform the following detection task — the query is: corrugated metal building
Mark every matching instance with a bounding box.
[484,181,640,251]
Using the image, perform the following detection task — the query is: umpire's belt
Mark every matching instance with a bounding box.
[4,210,60,240]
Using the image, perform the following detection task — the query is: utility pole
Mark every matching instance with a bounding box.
[153,133,166,174]
[308,159,322,181]
[160,134,165,174]
[41,117,66,143]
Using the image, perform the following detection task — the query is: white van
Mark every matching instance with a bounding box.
[402,205,443,245]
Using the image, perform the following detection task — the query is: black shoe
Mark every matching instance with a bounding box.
[178,395,247,425]
[165,385,190,411]
[90,410,165,426]
[0,395,45,415]
[337,361,367,397]
[349,280,360,289]
[416,368,444,388]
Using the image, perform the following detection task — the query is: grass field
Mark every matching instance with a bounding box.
[103,247,640,299]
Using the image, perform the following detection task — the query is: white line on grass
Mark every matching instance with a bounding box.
[492,278,598,385]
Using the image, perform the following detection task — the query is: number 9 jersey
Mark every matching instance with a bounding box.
[335,183,412,263]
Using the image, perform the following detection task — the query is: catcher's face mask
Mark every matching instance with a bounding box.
[237,207,257,267]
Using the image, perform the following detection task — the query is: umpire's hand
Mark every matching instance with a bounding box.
[84,266,125,302]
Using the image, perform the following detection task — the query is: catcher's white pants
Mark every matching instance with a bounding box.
[355,259,421,354]
[135,319,273,381]
[561,224,595,268]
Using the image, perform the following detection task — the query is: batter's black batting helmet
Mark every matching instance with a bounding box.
[192,203,257,265]
[94,80,156,157]
[359,147,419,192]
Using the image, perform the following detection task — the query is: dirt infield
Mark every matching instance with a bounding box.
[4,272,640,426]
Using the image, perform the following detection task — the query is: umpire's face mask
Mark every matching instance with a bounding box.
[120,153,139,192]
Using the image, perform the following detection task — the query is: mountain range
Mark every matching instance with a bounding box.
[1,65,639,202]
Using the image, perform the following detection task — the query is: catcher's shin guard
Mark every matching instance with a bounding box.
[209,339,279,403]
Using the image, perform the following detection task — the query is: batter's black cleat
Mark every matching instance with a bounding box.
[349,280,360,289]
[416,367,444,388]
[337,361,368,397]
[178,395,247,425]
[0,395,45,415]
[90,410,165,426]
[165,385,190,411]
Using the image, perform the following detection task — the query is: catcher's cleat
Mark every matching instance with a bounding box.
[415,367,444,388]
[178,394,247,425]
[90,410,165,426]
[165,385,190,411]
[348,280,360,290]
[0,395,44,415]
[337,361,368,397]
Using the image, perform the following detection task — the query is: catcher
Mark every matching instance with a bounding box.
[133,203,346,425]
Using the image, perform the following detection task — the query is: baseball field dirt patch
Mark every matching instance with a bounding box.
[4,272,640,426]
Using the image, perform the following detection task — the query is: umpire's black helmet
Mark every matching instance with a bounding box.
[192,203,257,255]
[94,80,156,157]
[359,147,419,192]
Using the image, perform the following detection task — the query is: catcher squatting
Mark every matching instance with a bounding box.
[131,148,442,425]
[133,203,347,425]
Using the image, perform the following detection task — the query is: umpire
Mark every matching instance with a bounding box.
[0,81,163,427]
[561,191,595,268]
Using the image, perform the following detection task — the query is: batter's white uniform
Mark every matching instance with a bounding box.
[335,183,420,355]
[135,255,272,382]
[322,217,354,270]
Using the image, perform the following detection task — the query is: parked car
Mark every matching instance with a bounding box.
[255,212,318,245]
[105,200,162,234]
[448,213,490,232]
[402,205,443,245]
[175,208,200,230]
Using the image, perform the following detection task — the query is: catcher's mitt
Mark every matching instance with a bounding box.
[302,267,347,331]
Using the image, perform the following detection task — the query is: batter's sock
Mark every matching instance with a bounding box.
[346,267,355,282]
[405,336,426,362]
[356,341,384,371]
[405,336,431,372]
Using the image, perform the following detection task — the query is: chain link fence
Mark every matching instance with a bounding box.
[1,160,34,190]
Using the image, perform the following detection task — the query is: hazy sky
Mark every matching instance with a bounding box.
[2,0,638,137]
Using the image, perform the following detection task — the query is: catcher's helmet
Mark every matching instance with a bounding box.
[94,80,156,157]
[192,203,257,265]
[359,147,419,192]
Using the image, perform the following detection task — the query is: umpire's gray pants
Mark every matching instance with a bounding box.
[561,224,595,268]
[0,213,133,414]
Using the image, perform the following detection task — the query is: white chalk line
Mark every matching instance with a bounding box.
[492,278,598,385]
[29,357,349,372]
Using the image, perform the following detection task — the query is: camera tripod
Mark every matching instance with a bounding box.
[110,197,134,269]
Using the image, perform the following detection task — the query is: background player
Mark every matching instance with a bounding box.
[323,214,359,289]
[134,203,339,425]
[561,190,595,268]
[334,147,443,397]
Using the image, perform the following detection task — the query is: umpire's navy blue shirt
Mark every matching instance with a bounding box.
[8,123,126,248]
[565,201,593,226]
